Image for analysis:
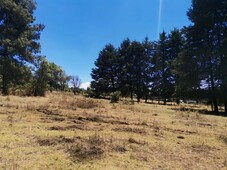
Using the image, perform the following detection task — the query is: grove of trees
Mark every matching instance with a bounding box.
[91,0,227,113]
[0,0,226,113]
[0,0,79,96]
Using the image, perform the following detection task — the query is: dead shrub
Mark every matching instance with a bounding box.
[75,99,102,109]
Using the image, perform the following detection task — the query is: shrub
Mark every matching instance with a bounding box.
[110,91,121,103]
[76,98,101,109]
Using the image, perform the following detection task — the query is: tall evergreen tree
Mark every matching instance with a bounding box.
[91,44,118,97]
[130,41,144,102]
[154,31,174,105]
[117,38,131,97]
[142,37,154,102]
[168,28,184,88]
[187,0,227,112]
[0,0,44,95]
[173,27,201,99]
[216,1,227,113]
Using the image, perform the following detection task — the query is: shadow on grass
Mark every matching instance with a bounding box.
[171,107,227,118]
[144,100,227,117]
[145,101,175,106]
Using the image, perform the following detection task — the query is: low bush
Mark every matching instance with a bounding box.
[110,91,121,103]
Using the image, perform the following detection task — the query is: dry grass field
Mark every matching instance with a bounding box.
[0,92,226,170]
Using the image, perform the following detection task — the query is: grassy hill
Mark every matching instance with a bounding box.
[0,92,226,169]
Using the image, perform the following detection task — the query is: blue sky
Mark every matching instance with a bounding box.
[34,0,191,88]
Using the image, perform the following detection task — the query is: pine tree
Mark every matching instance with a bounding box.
[0,0,44,95]
[142,37,154,102]
[130,41,145,102]
[168,29,184,88]
[154,31,174,105]
[187,0,227,112]
[173,27,201,100]
[91,44,118,97]
[118,38,133,98]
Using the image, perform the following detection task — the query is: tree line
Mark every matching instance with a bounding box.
[0,0,81,96]
[91,0,227,113]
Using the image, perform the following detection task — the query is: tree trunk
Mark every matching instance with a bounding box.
[212,97,218,113]
[222,84,227,114]
[145,94,148,103]
[1,55,10,95]
[208,54,219,113]
[111,74,115,92]
[130,79,133,100]
[163,96,167,105]
[2,73,9,95]
[136,86,141,102]
[137,95,140,102]
[224,101,227,114]
[210,101,214,112]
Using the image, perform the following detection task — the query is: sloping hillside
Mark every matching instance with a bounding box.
[0,93,226,169]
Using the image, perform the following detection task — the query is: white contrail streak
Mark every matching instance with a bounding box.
[157,0,163,39]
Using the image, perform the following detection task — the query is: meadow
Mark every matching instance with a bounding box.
[0,92,226,169]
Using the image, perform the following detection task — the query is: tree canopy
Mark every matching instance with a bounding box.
[0,0,77,96]
[91,0,227,113]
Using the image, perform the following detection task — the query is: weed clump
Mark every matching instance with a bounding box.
[218,135,227,144]
[114,144,127,153]
[68,144,104,161]
[88,133,104,145]
[68,133,104,161]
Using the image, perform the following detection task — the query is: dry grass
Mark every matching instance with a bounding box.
[0,92,227,169]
